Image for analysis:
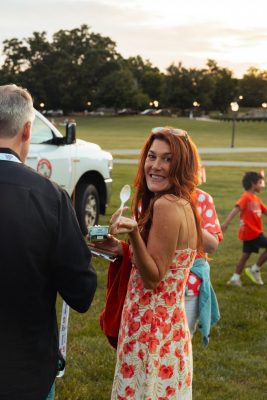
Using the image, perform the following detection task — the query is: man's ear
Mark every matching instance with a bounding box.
[22,121,32,142]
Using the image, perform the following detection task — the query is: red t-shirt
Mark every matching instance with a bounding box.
[236,191,267,241]
[187,188,223,296]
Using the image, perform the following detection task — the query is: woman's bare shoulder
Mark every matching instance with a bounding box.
[154,195,189,214]
[156,194,189,206]
[152,196,181,230]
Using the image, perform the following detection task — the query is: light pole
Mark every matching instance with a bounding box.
[262,102,267,119]
[153,100,159,108]
[192,101,200,118]
[230,101,239,148]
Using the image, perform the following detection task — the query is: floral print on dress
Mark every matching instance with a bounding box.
[111,248,196,400]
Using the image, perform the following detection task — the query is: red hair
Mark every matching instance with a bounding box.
[133,127,203,252]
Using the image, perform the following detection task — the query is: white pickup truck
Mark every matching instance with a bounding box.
[26,110,113,234]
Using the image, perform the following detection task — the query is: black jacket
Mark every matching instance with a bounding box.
[0,149,97,400]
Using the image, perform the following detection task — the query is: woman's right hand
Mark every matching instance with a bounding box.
[92,234,123,256]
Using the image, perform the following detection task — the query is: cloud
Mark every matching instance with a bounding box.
[0,0,267,77]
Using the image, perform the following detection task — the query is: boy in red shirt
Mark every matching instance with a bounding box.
[222,171,267,287]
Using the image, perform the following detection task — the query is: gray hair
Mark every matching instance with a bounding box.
[0,84,35,138]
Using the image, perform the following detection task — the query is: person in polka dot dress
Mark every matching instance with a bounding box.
[185,187,223,345]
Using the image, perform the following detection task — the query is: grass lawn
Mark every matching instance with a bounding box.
[57,115,267,150]
[55,117,267,399]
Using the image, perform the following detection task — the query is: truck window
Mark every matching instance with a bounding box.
[31,115,54,144]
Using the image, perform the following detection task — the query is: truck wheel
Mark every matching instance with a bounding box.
[75,184,100,235]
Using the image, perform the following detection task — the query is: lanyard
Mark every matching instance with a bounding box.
[0,153,21,163]
[57,301,70,378]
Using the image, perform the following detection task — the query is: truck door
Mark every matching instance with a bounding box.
[26,114,71,191]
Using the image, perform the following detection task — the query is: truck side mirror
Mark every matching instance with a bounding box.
[65,122,76,144]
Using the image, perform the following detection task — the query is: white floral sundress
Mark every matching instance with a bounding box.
[111,248,196,400]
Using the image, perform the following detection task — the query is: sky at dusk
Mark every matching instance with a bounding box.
[1,0,267,77]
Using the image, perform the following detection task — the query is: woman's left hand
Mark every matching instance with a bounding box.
[91,234,123,256]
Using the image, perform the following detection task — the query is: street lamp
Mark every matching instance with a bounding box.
[230,101,239,148]
[149,100,159,109]
[262,102,267,119]
[39,102,45,113]
[191,101,200,119]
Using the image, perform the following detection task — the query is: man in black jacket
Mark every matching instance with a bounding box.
[0,84,97,400]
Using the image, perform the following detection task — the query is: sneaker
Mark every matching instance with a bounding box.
[227,277,242,287]
[245,267,264,285]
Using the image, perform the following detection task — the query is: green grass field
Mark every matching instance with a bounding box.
[55,116,267,399]
[59,115,267,150]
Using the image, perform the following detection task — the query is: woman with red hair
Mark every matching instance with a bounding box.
[109,127,202,399]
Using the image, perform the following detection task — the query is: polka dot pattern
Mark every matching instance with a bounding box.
[188,274,197,284]
[198,194,205,202]
[186,188,223,296]
[206,209,213,218]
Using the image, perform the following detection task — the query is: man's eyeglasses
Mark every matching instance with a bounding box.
[151,127,188,140]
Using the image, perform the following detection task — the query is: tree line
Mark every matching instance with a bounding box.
[0,24,267,114]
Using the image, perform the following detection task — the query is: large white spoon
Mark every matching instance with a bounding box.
[115,184,131,222]
[120,184,131,208]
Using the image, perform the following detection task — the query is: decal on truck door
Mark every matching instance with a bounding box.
[37,159,52,178]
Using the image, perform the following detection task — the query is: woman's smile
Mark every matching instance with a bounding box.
[145,139,172,193]
[150,174,166,181]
